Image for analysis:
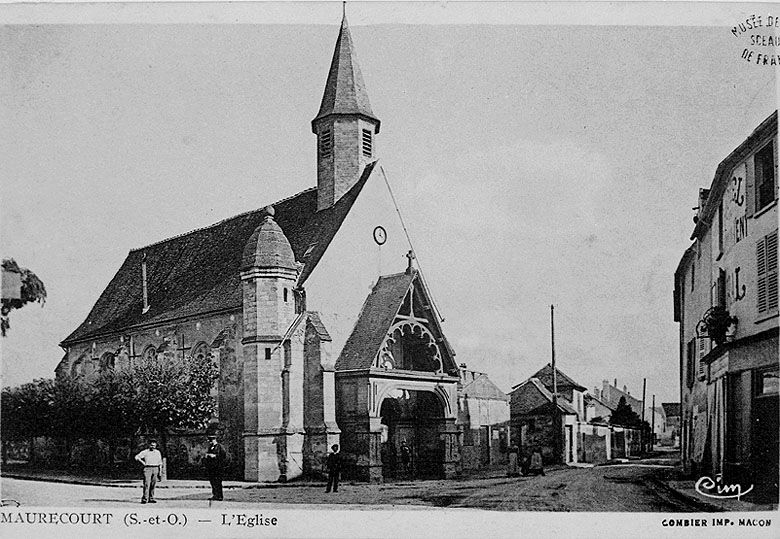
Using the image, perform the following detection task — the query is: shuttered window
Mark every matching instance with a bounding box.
[755,142,776,212]
[319,128,333,158]
[757,230,778,313]
[698,337,707,379]
[686,339,695,388]
[717,268,727,308]
[362,129,372,157]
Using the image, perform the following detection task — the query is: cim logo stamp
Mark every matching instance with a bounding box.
[731,13,780,66]
[695,474,754,500]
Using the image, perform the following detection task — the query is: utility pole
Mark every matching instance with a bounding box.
[551,305,560,463]
[641,378,647,454]
[651,394,656,451]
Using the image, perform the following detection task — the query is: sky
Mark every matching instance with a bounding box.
[1,2,777,405]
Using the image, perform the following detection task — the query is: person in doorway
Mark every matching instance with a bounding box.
[529,447,545,476]
[134,439,163,504]
[325,444,341,493]
[507,444,520,477]
[204,434,227,501]
[399,439,411,475]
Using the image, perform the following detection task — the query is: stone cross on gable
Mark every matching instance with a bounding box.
[405,250,415,273]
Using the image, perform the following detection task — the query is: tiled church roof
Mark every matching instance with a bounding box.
[311,15,380,132]
[335,270,457,373]
[335,272,414,371]
[61,162,378,346]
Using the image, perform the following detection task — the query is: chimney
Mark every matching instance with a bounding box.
[141,253,150,314]
[614,378,617,387]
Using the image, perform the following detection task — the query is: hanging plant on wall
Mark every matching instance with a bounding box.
[699,306,737,346]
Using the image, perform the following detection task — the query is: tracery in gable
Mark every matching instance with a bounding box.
[374,283,444,373]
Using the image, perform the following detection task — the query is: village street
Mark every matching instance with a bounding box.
[2,463,699,512]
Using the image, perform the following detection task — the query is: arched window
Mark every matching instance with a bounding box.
[142,345,157,361]
[70,358,82,377]
[100,352,116,371]
[190,342,211,362]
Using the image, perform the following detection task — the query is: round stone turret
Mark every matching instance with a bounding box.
[241,206,297,271]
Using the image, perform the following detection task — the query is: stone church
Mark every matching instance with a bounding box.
[58,16,501,482]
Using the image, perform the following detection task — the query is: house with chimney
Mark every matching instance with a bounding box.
[56,14,480,483]
[510,365,643,465]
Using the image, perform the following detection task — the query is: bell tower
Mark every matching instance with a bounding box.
[312,12,380,211]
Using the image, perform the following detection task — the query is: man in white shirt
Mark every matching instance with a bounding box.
[134,440,163,504]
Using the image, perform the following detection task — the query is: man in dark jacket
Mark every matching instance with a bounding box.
[204,434,227,501]
[325,444,341,493]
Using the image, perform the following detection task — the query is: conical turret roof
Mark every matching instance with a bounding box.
[241,206,297,271]
[312,14,380,133]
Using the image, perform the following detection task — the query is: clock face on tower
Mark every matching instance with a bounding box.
[373,226,387,245]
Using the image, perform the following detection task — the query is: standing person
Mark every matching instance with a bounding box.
[134,439,162,504]
[204,434,227,501]
[399,439,411,475]
[325,444,341,493]
[507,444,520,477]
[529,447,545,476]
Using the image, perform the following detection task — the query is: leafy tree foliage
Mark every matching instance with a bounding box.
[609,396,642,427]
[1,352,218,472]
[123,353,219,438]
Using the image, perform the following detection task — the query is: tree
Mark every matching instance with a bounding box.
[1,379,54,463]
[609,396,642,427]
[1,258,47,337]
[121,352,219,478]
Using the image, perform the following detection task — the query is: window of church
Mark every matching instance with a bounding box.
[319,128,333,158]
[362,129,372,157]
[142,345,157,361]
[283,287,288,303]
[191,342,210,362]
[100,352,115,371]
[265,347,272,360]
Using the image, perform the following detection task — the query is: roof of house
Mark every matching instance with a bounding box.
[662,402,681,417]
[526,400,578,416]
[61,162,378,346]
[510,378,578,415]
[335,270,455,372]
[527,363,587,392]
[584,393,615,412]
[462,373,509,402]
[312,15,380,132]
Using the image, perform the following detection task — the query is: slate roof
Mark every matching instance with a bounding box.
[584,393,615,411]
[509,378,578,415]
[61,162,378,346]
[335,271,414,371]
[662,402,681,417]
[529,363,587,392]
[462,374,509,402]
[311,15,380,133]
[306,312,332,342]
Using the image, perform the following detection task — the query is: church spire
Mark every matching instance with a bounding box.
[311,11,380,133]
[312,11,381,211]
